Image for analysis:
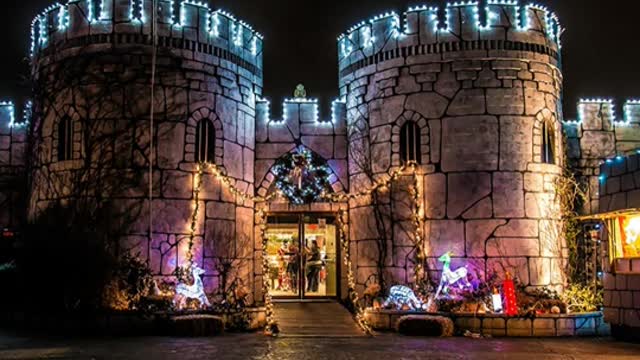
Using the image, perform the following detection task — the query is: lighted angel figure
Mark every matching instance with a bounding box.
[174,264,211,310]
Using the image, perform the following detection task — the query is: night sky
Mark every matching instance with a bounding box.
[2,0,639,118]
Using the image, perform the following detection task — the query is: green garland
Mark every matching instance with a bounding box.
[272,147,332,205]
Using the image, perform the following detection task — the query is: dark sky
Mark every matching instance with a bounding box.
[2,0,639,118]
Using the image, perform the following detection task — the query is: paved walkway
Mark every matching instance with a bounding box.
[1,332,639,359]
[273,301,366,337]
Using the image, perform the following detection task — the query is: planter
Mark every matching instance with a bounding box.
[364,309,610,337]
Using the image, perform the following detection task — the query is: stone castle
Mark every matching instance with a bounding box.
[1,0,638,306]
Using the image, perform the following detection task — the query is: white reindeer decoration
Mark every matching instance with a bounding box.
[174,264,211,310]
[434,252,471,299]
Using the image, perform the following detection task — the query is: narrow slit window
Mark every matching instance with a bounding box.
[57,116,73,161]
[400,121,421,164]
[542,120,556,164]
[195,119,215,163]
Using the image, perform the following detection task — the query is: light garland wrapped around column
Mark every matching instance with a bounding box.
[337,209,372,334]
[409,163,426,290]
[187,164,205,265]
[257,208,278,335]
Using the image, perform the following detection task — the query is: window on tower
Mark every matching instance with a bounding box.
[542,120,556,164]
[195,118,215,163]
[400,121,421,164]
[57,116,73,161]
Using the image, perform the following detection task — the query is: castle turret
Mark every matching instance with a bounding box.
[339,2,565,291]
[28,0,262,301]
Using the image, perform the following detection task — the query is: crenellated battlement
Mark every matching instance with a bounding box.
[563,99,640,129]
[256,98,347,129]
[30,0,263,73]
[338,1,561,77]
[0,101,30,131]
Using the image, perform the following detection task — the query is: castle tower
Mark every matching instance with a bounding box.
[339,2,565,291]
[28,1,262,301]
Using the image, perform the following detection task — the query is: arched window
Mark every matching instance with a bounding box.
[542,120,556,164]
[400,121,421,164]
[57,116,73,161]
[195,119,215,163]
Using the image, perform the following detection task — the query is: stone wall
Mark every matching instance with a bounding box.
[564,100,640,214]
[365,309,609,337]
[339,2,566,293]
[28,0,263,303]
[598,155,640,338]
[0,102,28,228]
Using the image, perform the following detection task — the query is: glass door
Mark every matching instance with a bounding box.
[266,214,338,299]
[266,215,301,298]
[302,215,338,298]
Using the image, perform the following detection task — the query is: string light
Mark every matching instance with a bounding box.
[337,209,372,334]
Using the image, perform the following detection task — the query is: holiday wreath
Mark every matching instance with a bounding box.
[271,147,332,204]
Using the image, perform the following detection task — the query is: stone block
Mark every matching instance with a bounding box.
[434,70,460,99]
[424,220,465,257]
[301,135,334,160]
[556,318,575,337]
[204,219,236,258]
[532,318,556,336]
[495,219,538,238]
[506,318,532,337]
[466,220,506,257]
[162,170,193,199]
[369,96,405,127]
[424,173,446,219]
[462,197,493,219]
[447,172,492,218]
[500,117,533,171]
[486,238,539,257]
[529,257,552,286]
[616,274,628,290]
[580,131,616,159]
[447,89,486,116]
[493,172,525,218]
[487,88,525,115]
[405,92,448,119]
[441,116,499,172]
[371,142,391,173]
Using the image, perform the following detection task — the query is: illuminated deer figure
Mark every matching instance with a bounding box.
[174,264,211,310]
[434,252,471,299]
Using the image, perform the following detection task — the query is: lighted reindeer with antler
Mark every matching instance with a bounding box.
[434,252,471,299]
[174,264,211,310]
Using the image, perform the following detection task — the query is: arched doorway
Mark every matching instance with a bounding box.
[258,147,347,300]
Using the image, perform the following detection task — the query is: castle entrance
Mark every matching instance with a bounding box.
[265,213,339,300]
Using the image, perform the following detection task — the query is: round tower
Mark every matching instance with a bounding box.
[339,2,565,292]
[28,0,262,301]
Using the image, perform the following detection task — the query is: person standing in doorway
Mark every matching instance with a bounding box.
[306,240,322,293]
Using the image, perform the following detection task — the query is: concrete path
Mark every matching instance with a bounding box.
[273,301,366,337]
[1,331,640,359]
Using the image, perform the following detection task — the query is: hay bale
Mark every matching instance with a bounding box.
[395,315,454,337]
[169,315,224,337]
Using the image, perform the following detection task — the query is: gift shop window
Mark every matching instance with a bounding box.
[611,215,640,260]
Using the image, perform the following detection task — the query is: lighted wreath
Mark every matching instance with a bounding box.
[271,147,333,204]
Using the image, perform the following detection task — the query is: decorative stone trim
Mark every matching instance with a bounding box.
[391,111,430,167]
[339,41,559,79]
[185,108,223,165]
[51,105,83,165]
[364,309,609,337]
